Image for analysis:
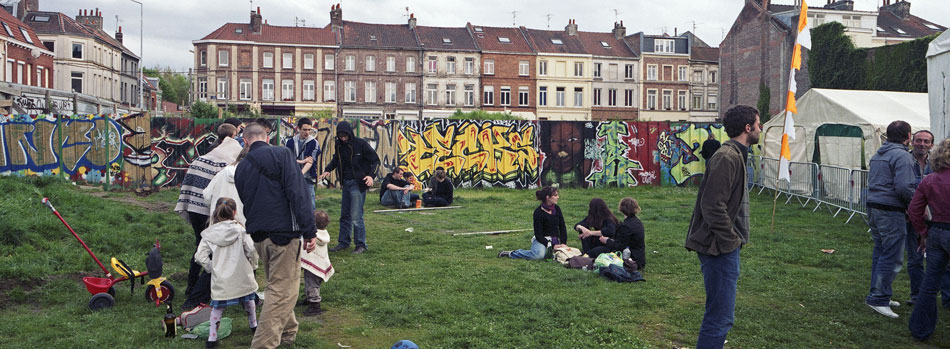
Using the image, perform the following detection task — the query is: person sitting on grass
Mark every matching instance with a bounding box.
[614,197,646,270]
[380,167,415,209]
[194,197,259,349]
[574,198,619,258]
[300,210,334,316]
[423,167,454,207]
[497,186,567,260]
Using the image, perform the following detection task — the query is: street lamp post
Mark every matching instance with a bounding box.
[129,0,143,111]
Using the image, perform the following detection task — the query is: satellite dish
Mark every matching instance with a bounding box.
[30,48,40,58]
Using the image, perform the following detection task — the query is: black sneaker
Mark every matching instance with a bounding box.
[498,251,511,258]
[302,302,324,316]
[352,246,368,254]
[329,244,349,252]
[206,340,218,348]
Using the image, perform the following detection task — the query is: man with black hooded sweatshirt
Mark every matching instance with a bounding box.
[318,121,380,254]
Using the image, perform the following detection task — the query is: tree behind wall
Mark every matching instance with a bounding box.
[145,66,191,106]
[808,22,867,90]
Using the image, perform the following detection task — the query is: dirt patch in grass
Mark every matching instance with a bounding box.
[83,189,173,213]
[0,272,95,310]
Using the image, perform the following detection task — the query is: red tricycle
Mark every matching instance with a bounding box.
[43,197,175,311]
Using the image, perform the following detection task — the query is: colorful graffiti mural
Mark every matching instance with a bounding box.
[279,118,396,188]
[657,123,727,186]
[397,119,539,188]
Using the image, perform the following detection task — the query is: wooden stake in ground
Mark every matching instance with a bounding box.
[452,228,531,236]
[373,206,462,213]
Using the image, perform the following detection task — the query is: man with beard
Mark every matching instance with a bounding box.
[685,105,760,349]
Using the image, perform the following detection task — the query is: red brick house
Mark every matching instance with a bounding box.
[0,9,53,87]
[467,23,536,119]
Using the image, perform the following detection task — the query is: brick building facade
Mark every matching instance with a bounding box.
[468,24,536,119]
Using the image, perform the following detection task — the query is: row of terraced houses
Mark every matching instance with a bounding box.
[192,5,721,122]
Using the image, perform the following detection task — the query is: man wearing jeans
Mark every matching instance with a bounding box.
[319,121,379,255]
[285,117,320,209]
[685,105,759,349]
[905,130,940,306]
[379,167,415,209]
[865,120,916,318]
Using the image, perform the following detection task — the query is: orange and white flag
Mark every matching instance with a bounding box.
[779,1,810,181]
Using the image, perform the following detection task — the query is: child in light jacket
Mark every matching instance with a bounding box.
[300,210,334,316]
[194,197,259,348]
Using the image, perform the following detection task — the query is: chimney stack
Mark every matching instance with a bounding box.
[251,6,263,34]
[116,26,123,43]
[330,3,343,32]
[881,0,911,19]
[408,13,417,29]
[613,21,626,40]
[565,19,578,36]
[76,8,104,31]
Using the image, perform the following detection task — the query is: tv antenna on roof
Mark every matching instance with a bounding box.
[512,11,517,26]
[403,6,410,20]
[613,9,620,23]
[546,14,552,28]
[114,15,122,32]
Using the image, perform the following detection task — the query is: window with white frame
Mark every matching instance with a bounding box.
[282,53,293,69]
[574,62,583,77]
[406,56,416,73]
[239,79,251,100]
[447,57,456,74]
[36,66,43,87]
[386,82,396,103]
[708,93,718,110]
[624,89,633,107]
[325,54,334,70]
[281,80,294,100]
[709,70,717,83]
[539,60,547,76]
[518,86,528,106]
[662,90,672,110]
[484,59,494,75]
[427,56,437,73]
[446,84,456,106]
[304,54,314,70]
[647,89,657,109]
[464,85,474,106]
[72,43,83,59]
[556,87,565,106]
[678,66,688,82]
[365,81,376,103]
[405,83,416,103]
[217,77,228,99]
[483,85,494,105]
[218,50,229,66]
[539,86,547,106]
[323,81,336,101]
[574,88,583,107]
[366,55,376,72]
[692,94,703,110]
[344,81,356,102]
[198,78,207,99]
[678,90,687,110]
[200,51,207,66]
[303,80,315,100]
[593,88,602,106]
[345,55,355,71]
[263,52,273,68]
[71,71,82,93]
[593,63,602,78]
[654,39,674,53]
[464,58,474,74]
[647,64,657,81]
[387,56,396,72]
[625,64,634,79]
[262,79,274,101]
[608,88,617,106]
[519,61,529,76]
[693,69,703,83]
[500,86,511,106]
[426,84,438,105]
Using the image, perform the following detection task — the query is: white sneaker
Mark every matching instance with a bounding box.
[867,303,899,318]
[889,300,900,307]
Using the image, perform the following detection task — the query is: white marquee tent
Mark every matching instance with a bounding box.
[762,88,930,170]
[928,30,950,145]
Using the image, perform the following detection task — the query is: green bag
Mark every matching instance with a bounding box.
[594,252,623,269]
[191,317,232,339]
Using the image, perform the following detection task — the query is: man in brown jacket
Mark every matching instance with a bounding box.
[685,105,760,349]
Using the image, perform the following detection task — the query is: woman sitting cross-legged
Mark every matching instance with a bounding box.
[574,198,619,258]
[615,197,646,270]
[423,167,454,207]
[497,186,567,260]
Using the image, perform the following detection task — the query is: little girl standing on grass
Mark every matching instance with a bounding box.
[195,197,259,348]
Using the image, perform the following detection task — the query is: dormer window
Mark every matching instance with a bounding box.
[551,38,563,45]
[498,37,511,43]
[474,27,483,32]
[442,38,452,45]
[600,41,610,48]
[33,15,50,22]
[234,28,243,34]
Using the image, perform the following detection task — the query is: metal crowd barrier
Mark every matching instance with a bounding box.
[749,156,868,226]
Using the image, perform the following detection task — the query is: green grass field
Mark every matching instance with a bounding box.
[0,175,944,348]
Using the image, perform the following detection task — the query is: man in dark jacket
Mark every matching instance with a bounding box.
[285,117,321,209]
[235,124,316,348]
[685,105,759,349]
[864,120,916,319]
[319,121,380,254]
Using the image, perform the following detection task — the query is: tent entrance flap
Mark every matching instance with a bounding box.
[813,124,865,169]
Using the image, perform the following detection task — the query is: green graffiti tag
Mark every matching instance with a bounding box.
[585,121,643,187]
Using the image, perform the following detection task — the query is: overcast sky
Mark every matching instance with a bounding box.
[38,0,950,72]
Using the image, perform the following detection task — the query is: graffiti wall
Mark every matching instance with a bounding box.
[0,113,151,188]
[657,123,728,186]
[397,119,540,188]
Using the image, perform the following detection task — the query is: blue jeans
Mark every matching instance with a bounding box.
[696,247,741,349]
[306,182,316,211]
[338,179,367,248]
[909,227,950,340]
[380,189,410,208]
[509,237,546,260]
[905,221,950,305]
[866,208,907,306]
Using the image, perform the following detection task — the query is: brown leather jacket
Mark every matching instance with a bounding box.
[685,140,750,256]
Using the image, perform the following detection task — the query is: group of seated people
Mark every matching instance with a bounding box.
[379,166,454,209]
[496,186,646,271]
